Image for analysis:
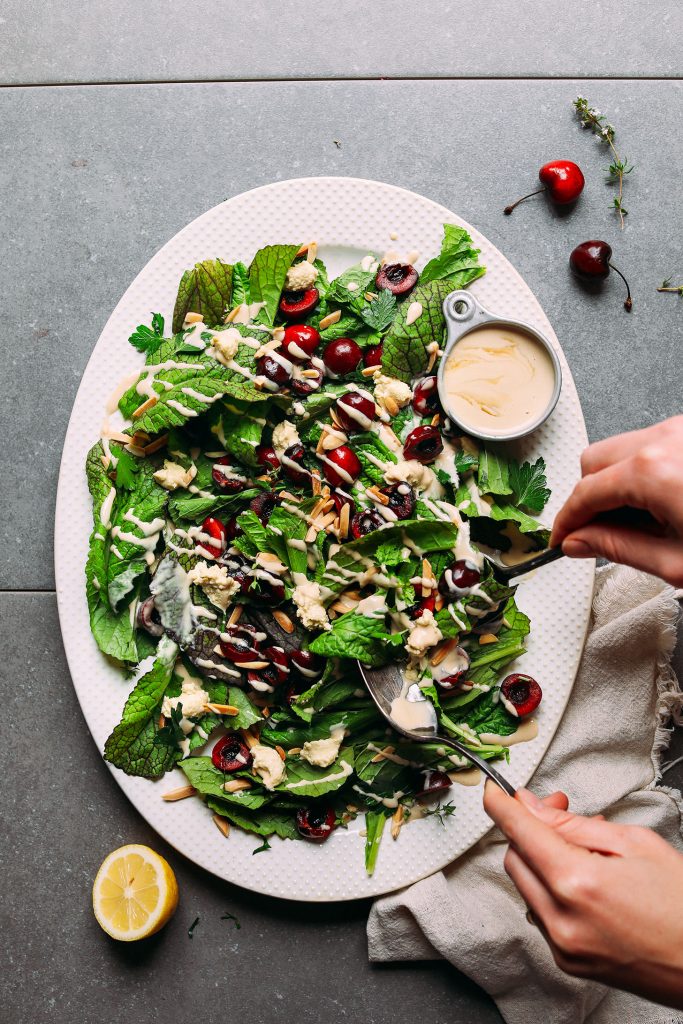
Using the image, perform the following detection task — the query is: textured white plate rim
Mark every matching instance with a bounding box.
[55,176,594,902]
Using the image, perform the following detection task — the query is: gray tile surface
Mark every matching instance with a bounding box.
[0,594,502,1024]
[2,0,681,83]
[2,78,682,588]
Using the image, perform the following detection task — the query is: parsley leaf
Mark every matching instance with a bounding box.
[128,313,165,355]
[154,703,186,749]
[359,290,397,332]
[509,457,551,515]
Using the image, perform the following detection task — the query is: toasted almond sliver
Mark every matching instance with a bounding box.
[346,803,359,813]
[289,746,302,756]
[279,490,299,503]
[261,706,270,718]
[212,814,230,837]
[204,703,240,716]
[295,241,310,257]
[434,594,445,612]
[275,745,286,762]
[240,728,260,749]
[162,785,197,802]
[258,551,286,566]
[426,349,437,374]
[363,291,376,302]
[431,413,441,427]
[361,365,380,378]
[329,406,343,428]
[305,525,317,543]
[131,396,158,419]
[228,605,243,626]
[307,241,318,264]
[273,609,295,634]
[322,432,345,451]
[422,558,434,581]
[315,431,326,456]
[158,714,165,729]
[184,311,204,324]
[101,454,110,470]
[143,434,169,455]
[338,501,350,539]
[238,660,270,670]
[391,805,405,840]
[301,367,321,379]
[383,396,400,417]
[223,779,252,793]
[367,485,390,506]
[371,745,395,763]
[225,304,243,323]
[314,511,336,531]
[318,309,341,330]
[430,638,458,667]
[311,472,322,495]
[479,633,499,645]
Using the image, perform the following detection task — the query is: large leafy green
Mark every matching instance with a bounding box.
[206,797,300,840]
[106,459,168,611]
[420,224,486,287]
[172,259,233,333]
[309,612,403,666]
[168,487,259,525]
[380,279,455,383]
[278,747,355,798]
[248,244,300,325]
[509,457,551,515]
[180,757,272,808]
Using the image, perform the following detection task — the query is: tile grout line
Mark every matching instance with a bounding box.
[0,588,57,594]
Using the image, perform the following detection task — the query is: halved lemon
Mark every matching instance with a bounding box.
[92,844,179,941]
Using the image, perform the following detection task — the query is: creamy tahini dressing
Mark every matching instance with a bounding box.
[442,326,556,437]
[480,717,539,747]
[390,679,438,733]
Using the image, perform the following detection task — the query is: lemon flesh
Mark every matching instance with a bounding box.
[92,844,179,941]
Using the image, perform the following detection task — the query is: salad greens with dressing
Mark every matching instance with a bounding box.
[86,225,551,873]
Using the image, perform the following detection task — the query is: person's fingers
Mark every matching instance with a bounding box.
[540,791,570,811]
[550,462,647,546]
[560,524,683,587]
[504,846,562,928]
[516,789,635,857]
[484,782,572,884]
[579,427,658,476]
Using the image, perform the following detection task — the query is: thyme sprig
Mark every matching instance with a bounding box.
[573,97,633,229]
[657,277,683,296]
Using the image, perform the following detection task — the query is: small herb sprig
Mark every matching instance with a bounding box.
[573,97,633,229]
[657,277,683,297]
[420,799,458,826]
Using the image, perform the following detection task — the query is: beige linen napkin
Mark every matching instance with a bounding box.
[368,565,683,1023]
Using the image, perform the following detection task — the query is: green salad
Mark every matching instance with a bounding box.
[86,226,550,873]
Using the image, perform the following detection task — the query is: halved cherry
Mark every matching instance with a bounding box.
[412,376,441,416]
[212,735,253,773]
[219,623,263,663]
[137,597,164,636]
[363,343,383,367]
[331,489,356,519]
[248,645,290,690]
[438,560,482,601]
[403,425,443,464]
[254,575,286,605]
[280,443,311,486]
[296,806,337,842]
[290,649,325,681]
[416,769,452,800]
[199,516,228,558]
[351,509,384,538]
[376,262,418,297]
[218,552,253,594]
[279,287,320,322]
[249,490,279,524]
[256,445,280,472]
[211,456,248,493]
[322,444,361,487]
[291,364,323,396]
[335,391,375,432]
[322,337,363,376]
[381,482,415,520]
[282,324,321,362]
[410,594,436,619]
[500,673,542,717]
[432,646,471,690]
[257,353,291,387]
[224,516,243,542]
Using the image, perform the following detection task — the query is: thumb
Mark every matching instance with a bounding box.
[562,523,683,586]
[517,789,632,856]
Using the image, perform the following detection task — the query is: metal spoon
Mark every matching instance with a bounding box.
[356,661,516,797]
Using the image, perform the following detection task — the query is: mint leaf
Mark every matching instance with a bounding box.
[168,487,259,525]
[225,686,262,730]
[318,311,364,341]
[206,798,300,840]
[509,457,551,515]
[309,613,402,666]
[248,244,300,326]
[231,261,250,306]
[278,747,355,797]
[478,447,513,496]
[180,757,272,807]
[381,279,454,383]
[103,636,180,778]
[218,402,266,467]
[106,460,167,611]
[420,224,486,287]
[172,259,233,333]
[128,312,166,356]
[359,290,397,332]
[325,261,377,312]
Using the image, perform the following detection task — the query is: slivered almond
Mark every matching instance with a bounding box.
[255,337,281,358]
[502,617,512,629]
[383,396,400,417]
[363,291,376,302]
[261,707,270,718]
[184,311,204,324]
[228,605,243,626]
[318,309,341,329]
[315,432,326,456]
[307,241,318,264]
[295,241,311,257]
[204,703,239,716]
[158,714,165,729]
[106,430,131,444]
[279,490,299,503]
[275,745,286,761]
[431,413,441,427]
[301,367,321,379]
[426,348,437,373]
[371,745,395,763]
[258,551,286,568]
[273,609,295,634]
[305,524,318,543]
[130,430,150,445]
[143,434,169,455]
[329,406,344,428]
[101,454,110,470]
[360,564,378,582]
[162,785,196,802]
[422,558,434,581]
[391,805,405,839]
[238,660,270,670]
[212,814,230,837]
[338,501,350,539]
[430,638,458,667]
[240,728,260,749]
[223,779,252,793]
[315,511,336,531]
[479,633,499,645]
[434,594,444,612]
[311,472,322,495]
[288,746,302,757]
[367,485,390,506]
[225,304,243,323]
[361,365,380,377]
[331,596,358,613]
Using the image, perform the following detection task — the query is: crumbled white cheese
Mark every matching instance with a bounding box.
[284,260,319,291]
[271,420,301,459]
[187,561,240,611]
[374,374,413,411]
[153,460,197,491]
[406,608,443,658]
[300,726,345,768]
[251,744,287,790]
[161,678,209,719]
[384,459,442,496]
[208,326,242,366]
[292,580,330,631]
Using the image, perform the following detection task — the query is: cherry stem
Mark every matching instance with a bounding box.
[609,262,633,312]
[503,188,546,215]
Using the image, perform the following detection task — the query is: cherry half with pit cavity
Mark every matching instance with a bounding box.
[211,456,248,493]
[351,509,384,538]
[412,376,441,417]
[569,240,633,312]
[416,769,452,800]
[212,735,253,773]
[279,287,319,322]
[403,425,443,464]
[322,337,363,376]
[219,623,262,663]
[504,160,585,215]
[296,806,337,842]
[381,482,415,520]
[335,391,375,432]
[249,490,279,524]
[282,324,321,362]
[199,516,228,558]
[376,263,419,297]
[500,673,542,717]
[322,444,361,488]
[280,443,311,487]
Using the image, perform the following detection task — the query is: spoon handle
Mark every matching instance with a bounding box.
[501,545,564,581]
[436,733,516,797]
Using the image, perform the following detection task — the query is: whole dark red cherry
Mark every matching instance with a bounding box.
[570,240,632,311]
[335,391,375,432]
[403,425,443,464]
[363,343,383,367]
[279,287,319,322]
[322,445,361,488]
[296,806,337,842]
[375,263,419,297]
[381,482,415,519]
[291,364,323,395]
[224,516,242,542]
[280,443,311,486]
[198,516,227,558]
[322,337,363,375]
[219,623,262,663]
[416,769,452,800]
[290,649,324,681]
[504,159,585,214]
[256,445,280,472]
[211,456,248,493]
[438,559,482,601]
[212,735,253,773]
[249,490,279,524]
[500,673,542,717]
[351,509,384,538]
[257,353,291,386]
[282,323,321,362]
[412,376,441,416]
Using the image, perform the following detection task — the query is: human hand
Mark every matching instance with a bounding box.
[550,415,683,586]
[484,781,683,1010]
